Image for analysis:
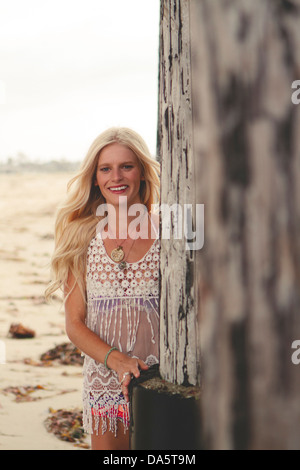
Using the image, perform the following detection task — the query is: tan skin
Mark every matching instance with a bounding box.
[65,143,158,450]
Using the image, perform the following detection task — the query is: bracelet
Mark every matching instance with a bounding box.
[104,346,118,370]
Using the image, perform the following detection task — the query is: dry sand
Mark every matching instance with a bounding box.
[0,172,89,450]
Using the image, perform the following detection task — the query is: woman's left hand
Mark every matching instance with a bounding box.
[119,357,149,402]
[106,350,148,402]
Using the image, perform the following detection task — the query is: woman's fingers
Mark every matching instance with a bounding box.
[121,372,132,402]
[138,359,149,371]
[120,371,131,385]
[132,362,141,378]
[130,359,148,379]
[118,357,150,402]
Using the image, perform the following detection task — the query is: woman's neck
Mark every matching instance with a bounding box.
[106,202,149,241]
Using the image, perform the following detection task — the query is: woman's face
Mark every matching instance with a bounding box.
[95,142,144,208]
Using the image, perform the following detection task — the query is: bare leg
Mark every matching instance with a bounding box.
[91,421,130,450]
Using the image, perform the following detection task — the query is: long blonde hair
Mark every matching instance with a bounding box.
[45,127,160,302]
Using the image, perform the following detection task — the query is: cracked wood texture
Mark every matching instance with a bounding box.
[191,0,300,449]
[158,0,201,386]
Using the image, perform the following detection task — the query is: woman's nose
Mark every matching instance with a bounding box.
[111,167,122,181]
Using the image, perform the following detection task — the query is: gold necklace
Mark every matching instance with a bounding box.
[108,212,148,269]
[118,237,137,270]
[110,245,126,263]
[109,236,136,269]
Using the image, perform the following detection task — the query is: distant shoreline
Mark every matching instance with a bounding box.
[0,160,81,174]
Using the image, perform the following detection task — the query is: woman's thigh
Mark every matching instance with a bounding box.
[91,421,130,450]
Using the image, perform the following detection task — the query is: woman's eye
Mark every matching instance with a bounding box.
[99,164,133,172]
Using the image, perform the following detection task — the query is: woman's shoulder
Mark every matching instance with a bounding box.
[87,233,101,251]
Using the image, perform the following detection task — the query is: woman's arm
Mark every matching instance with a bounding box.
[64,272,148,401]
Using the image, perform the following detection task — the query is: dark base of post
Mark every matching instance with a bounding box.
[129,366,202,450]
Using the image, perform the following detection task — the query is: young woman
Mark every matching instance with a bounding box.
[45,128,160,450]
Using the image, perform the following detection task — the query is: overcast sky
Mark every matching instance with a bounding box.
[0,0,160,162]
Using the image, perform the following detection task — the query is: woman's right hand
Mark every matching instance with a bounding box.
[106,350,149,402]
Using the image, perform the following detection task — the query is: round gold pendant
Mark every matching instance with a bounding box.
[111,246,125,262]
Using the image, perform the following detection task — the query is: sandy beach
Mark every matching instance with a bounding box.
[0,172,89,450]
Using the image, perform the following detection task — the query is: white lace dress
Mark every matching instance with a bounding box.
[82,227,160,436]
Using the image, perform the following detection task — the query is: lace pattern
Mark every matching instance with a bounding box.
[83,232,160,436]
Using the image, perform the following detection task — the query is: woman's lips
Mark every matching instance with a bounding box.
[108,185,128,194]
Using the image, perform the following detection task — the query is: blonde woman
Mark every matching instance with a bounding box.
[45,128,160,450]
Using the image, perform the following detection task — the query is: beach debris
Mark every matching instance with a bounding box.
[0,294,60,303]
[2,385,46,402]
[8,323,36,339]
[40,342,83,366]
[23,357,50,367]
[40,233,54,240]
[31,295,47,304]
[44,408,89,449]
[21,343,83,368]
[2,385,78,402]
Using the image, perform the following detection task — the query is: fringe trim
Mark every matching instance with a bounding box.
[83,396,130,437]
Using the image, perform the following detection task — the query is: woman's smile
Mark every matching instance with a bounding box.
[108,184,129,194]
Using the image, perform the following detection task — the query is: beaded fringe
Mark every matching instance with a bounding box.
[83,395,130,437]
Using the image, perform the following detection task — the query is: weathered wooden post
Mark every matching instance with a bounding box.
[158,0,201,387]
[191,0,300,450]
[131,0,300,451]
[130,0,201,450]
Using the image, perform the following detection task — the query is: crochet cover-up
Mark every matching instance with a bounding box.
[82,221,160,436]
